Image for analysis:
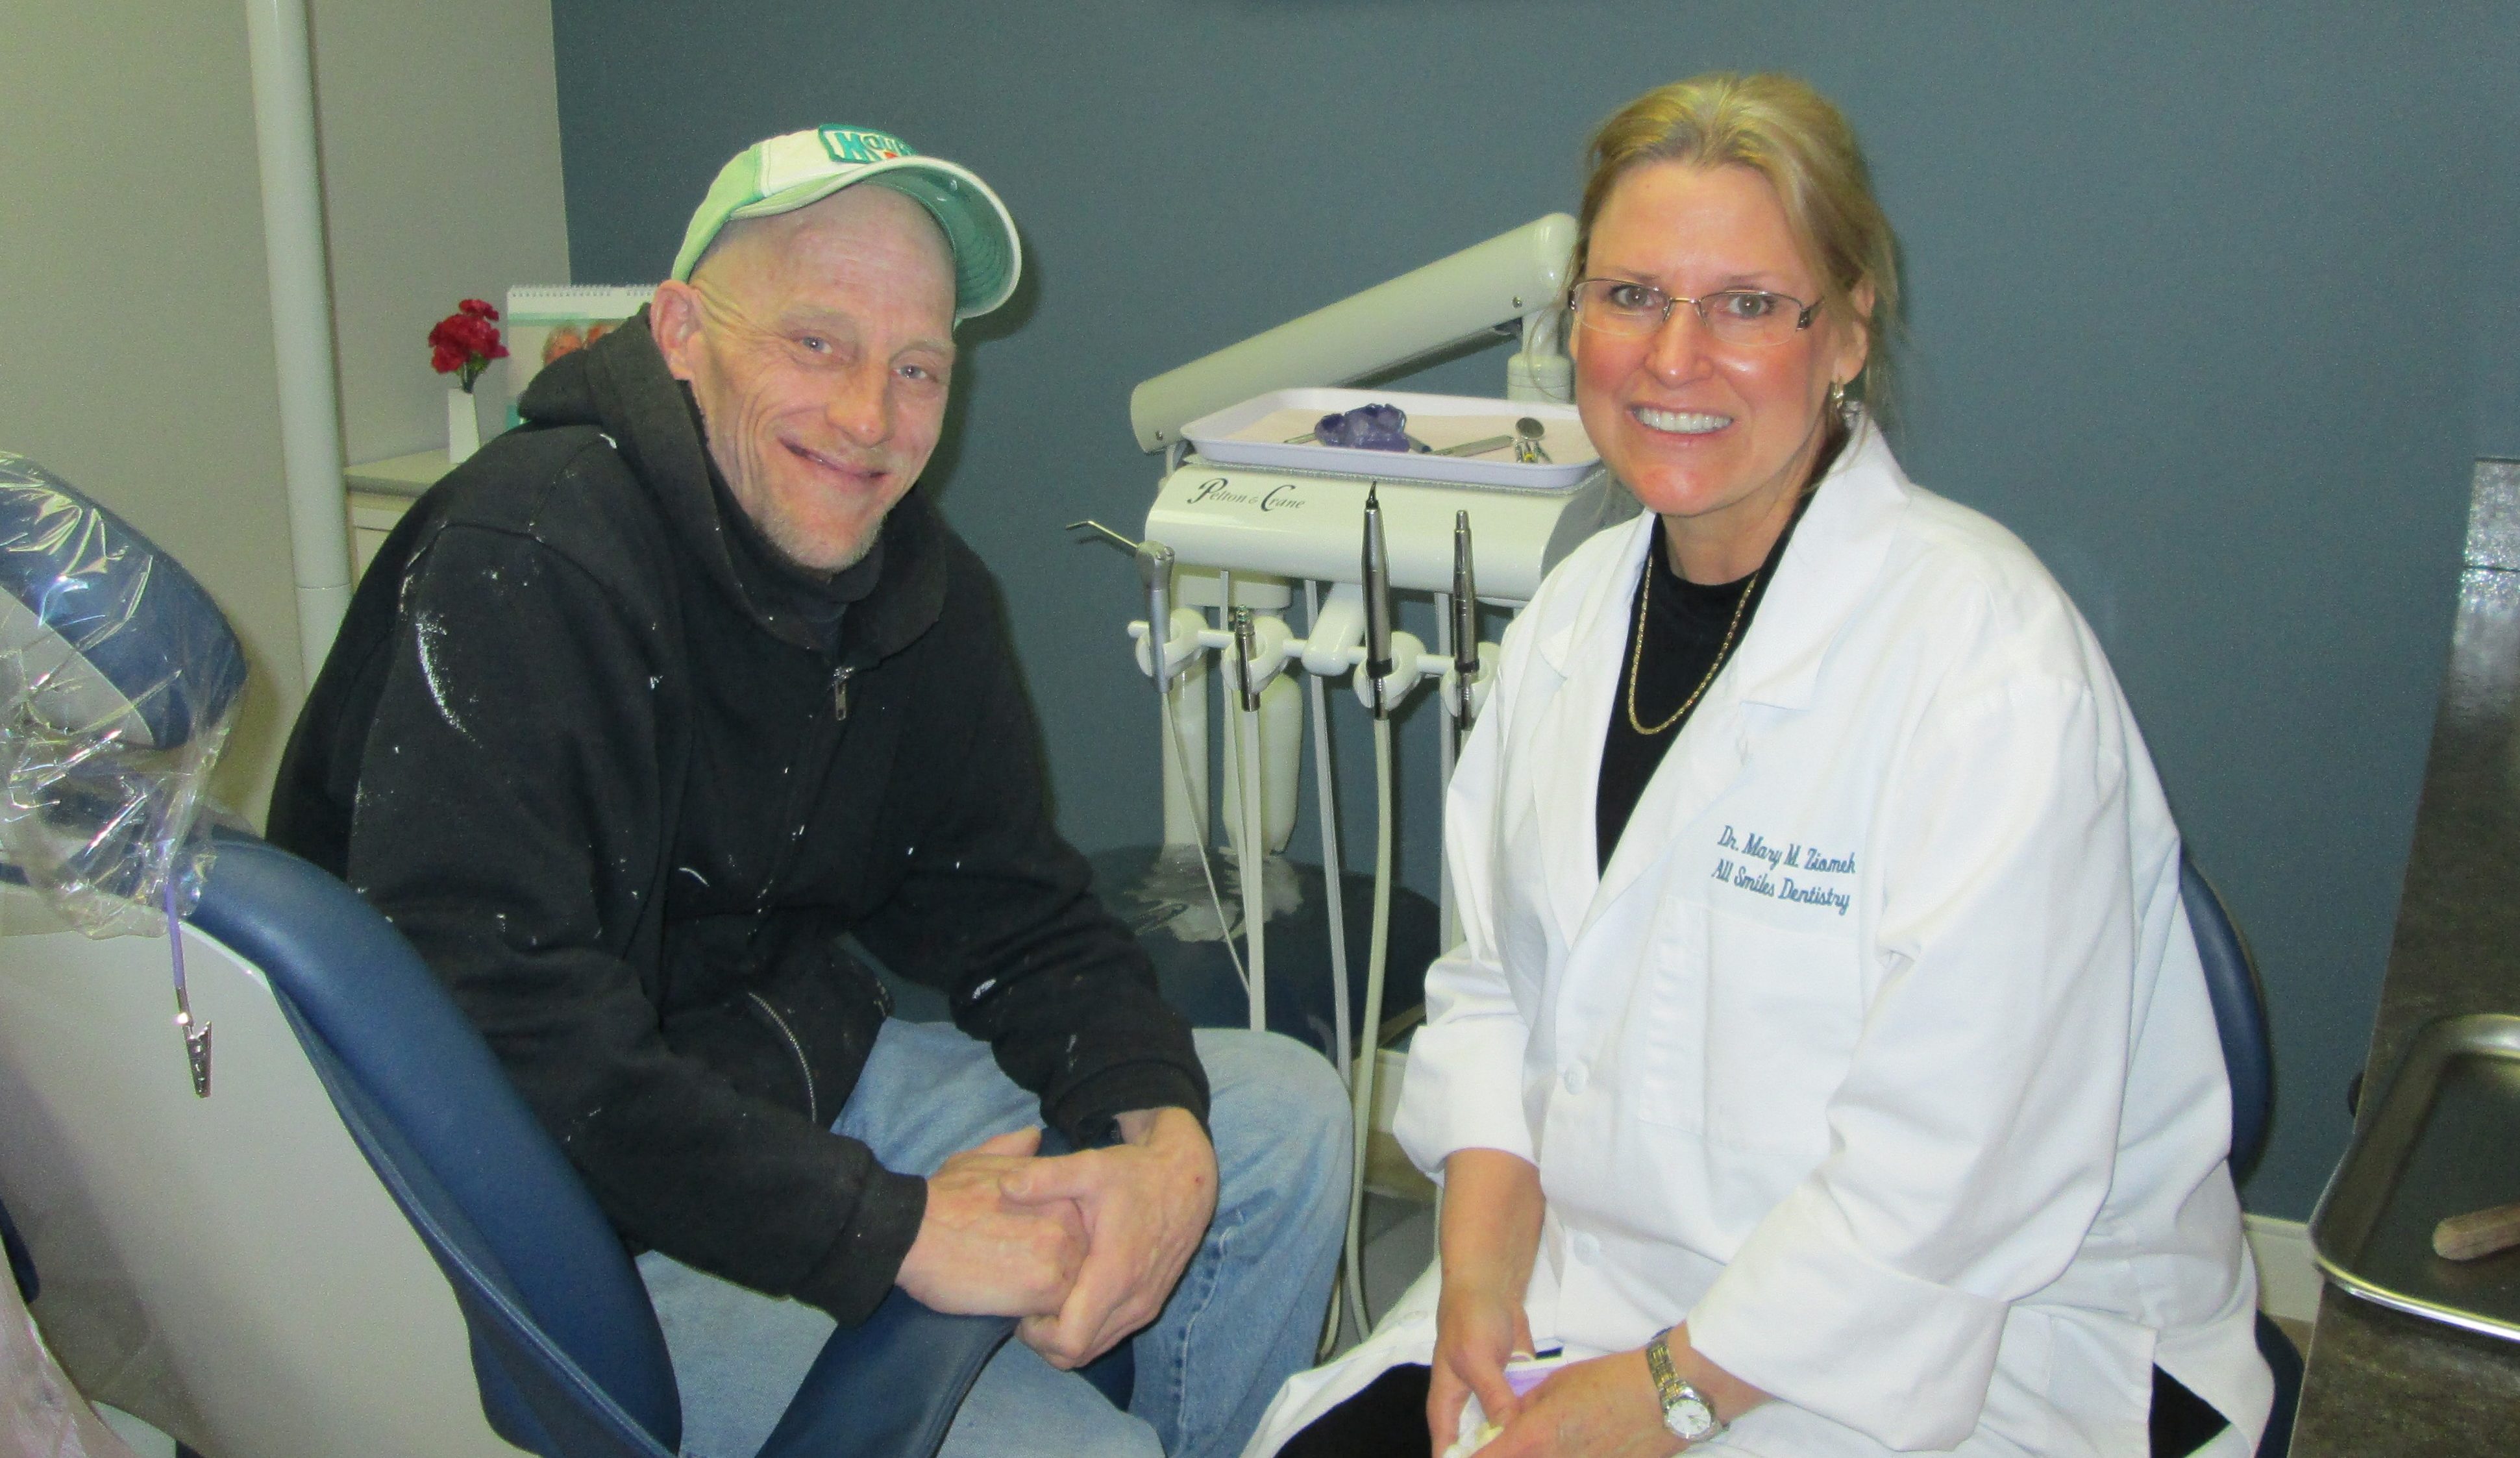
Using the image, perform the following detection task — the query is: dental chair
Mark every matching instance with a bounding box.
[190,834,1016,1458]
[2180,854,2301,1458]
[0,456,1012,1458]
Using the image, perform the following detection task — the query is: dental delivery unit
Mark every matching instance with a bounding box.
[1080,213,1638,1339]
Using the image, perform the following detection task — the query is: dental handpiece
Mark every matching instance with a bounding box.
[1232,608,1262,712]
[1067,520,1178,696]
[1362,487,1394,718]
[1139,539,1176,692]
[1451,510,1478,726]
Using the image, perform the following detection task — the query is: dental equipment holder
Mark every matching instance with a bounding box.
[1105,499,1480,1338]
[1114,212,1619,1341]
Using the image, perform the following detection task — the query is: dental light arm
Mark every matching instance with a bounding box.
[1128,214,1578,452]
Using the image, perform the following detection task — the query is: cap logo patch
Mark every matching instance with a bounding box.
[820,127,917,165]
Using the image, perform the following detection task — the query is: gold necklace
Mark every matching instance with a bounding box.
[1624,560,1759,736]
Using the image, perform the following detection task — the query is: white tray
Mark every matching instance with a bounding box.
[1181,388,1598,491]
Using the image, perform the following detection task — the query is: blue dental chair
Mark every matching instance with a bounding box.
[0,456,1014,1458]
[193,833,1014,1458]
[2180,854,2301,1458]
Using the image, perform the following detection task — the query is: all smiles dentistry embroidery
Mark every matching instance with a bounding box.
[1711,824,1856,916]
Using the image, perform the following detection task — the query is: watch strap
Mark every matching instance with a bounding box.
[1644,1326,1726,1444]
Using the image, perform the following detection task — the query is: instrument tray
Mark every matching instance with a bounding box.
[2310,1013,2520,1341]
[1182,388,1598,491]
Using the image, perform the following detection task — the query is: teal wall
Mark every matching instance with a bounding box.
[550,1,2520,1218]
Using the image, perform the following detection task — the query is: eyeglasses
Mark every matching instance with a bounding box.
[1566,278,1821,345]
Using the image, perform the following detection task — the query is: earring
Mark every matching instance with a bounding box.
[1827,380,1846,416]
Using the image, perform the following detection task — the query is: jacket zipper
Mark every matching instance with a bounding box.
[741,660,867,1122]
[759,656,865,896]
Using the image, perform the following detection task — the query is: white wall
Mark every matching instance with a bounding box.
[2,0,304,819]
[0,0,568,821]
[312,0,571,464]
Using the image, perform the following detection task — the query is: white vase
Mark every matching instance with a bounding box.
[447,387,482,463]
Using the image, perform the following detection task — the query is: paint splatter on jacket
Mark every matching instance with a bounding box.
[271,315,1207,1324]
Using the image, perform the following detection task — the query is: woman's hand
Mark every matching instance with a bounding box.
[1483,1324,1771,1458]
[1429,1265,1537,1453]
[1427,1149,1548,1453]
[1476,1348,1677,1458]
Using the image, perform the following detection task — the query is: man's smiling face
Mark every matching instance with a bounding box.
[652,184,956,573]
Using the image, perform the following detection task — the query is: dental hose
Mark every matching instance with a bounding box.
[1162,676,1246,992]
[1305,582,1353,1086]
[1340,712,1397,1336]
[1306,582,1354,1357]
[1235,678,1269,1031]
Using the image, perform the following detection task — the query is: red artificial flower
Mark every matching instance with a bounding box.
[428,300,510,391]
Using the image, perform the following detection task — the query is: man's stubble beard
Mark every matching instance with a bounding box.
[760,500,881,575]
[711,432,888,577]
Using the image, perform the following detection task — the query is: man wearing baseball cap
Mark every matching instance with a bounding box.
[271,127,1348,1458]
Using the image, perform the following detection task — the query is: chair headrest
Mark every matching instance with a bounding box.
[0,453,247,750]
[0,452,249,934]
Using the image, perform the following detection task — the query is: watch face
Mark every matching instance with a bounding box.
[1664,1394,1719,1441]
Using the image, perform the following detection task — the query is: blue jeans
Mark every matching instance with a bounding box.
[639,1022,1350,1458]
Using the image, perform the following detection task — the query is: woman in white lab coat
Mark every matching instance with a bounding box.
[1248,75,2271,1458]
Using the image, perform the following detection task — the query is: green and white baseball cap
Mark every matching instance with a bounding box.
[671,125,1021,319]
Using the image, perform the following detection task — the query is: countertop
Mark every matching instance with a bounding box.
[2292,458,2520,1453]
[344,449,452,499]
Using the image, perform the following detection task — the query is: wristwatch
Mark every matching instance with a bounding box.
[1643,1326,1726,1445]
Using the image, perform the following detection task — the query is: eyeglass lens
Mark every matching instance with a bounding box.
[1570,281,1811,343]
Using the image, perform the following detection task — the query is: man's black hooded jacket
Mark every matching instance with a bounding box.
[269,316,1208,1324]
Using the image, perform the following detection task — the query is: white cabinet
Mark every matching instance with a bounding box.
[341,451,447,582]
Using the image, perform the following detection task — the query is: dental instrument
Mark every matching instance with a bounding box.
[1451,512,1480,737]
[1513,415,1550,464]
[1071,521,1249,1002]
[1344,488,1404,1333]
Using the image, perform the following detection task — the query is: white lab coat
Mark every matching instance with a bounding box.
[1244,422,2271,1457]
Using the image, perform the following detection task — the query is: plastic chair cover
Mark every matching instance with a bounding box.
[0,453,245,937]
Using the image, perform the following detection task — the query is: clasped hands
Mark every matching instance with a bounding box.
[894,1107,1216,1368]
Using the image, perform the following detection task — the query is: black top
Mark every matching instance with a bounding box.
[1595,479,1825,872]
[267,314,1208,1326]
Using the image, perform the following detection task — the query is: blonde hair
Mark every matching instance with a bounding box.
[1576,73,1899,415]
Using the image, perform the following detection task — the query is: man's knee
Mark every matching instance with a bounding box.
[1192,1030,1353,1176]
